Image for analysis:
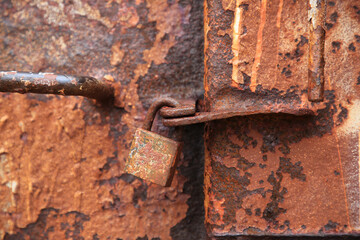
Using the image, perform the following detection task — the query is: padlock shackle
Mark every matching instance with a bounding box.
[142,98,180,131]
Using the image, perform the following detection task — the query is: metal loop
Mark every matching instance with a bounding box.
[142,98,180,131]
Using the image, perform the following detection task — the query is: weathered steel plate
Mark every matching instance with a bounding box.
[205,0,360,237]
[0,1,205,239]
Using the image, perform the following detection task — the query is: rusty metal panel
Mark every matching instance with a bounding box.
[0,1,205,239]
[205,0,360,237]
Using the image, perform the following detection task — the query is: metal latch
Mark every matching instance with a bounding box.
[125,97,314,186]
[0,71,315,187]
[125,98,182,187]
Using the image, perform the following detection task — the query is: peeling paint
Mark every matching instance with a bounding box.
[0,0,204,239]
[205,0,360,236]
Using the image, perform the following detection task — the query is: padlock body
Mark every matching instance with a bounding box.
[125,128,181,186]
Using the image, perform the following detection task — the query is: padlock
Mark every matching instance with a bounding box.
[125,98,181,187]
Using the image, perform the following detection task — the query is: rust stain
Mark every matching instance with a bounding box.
[110,41,125,66]
[206,0,360,236]
[1,0,204,238]
[308,0,326,102]
[222,0,236,11]
[359,128,360,226]
[231,0,245,84]
[25,140,32,223]
[121,0,190,115]
[204,0,210,97]
[31,0,114,29]
[337,100,360,230]
[143,0,191,66]
[335,132,352,229]
[250,0,267,91]
[270,0,283,89]
[0,152,16,238]
[116,4,139,29]
[125,129,181,187]
[276,0,283,28]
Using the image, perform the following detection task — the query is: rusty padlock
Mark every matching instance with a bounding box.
[125,98,182,187]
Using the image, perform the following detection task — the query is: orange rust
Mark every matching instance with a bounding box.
[270,0,283,89]
[125,129,181,187]
[206,0,360,237]
[308,0,326,102]
[249,0,267,91]
[276,0,283,28]
[0,0,203,239]
[335,132,352,229]
[231,0,245,84]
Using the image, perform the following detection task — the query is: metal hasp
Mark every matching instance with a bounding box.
[125,96,312,189]
[161,106,314,127]
[125,98,181,187]
[0,71,114,102]
[205,0,360,238]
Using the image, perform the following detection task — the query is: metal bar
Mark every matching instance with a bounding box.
[162,108,315,127]
[0,71,114,102]
[155,97,314,127]
[308,0,326,102]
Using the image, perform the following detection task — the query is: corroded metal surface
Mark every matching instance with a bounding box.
[205,0,360,237]
[158,97,314,127]
[308,0,326,102]
[126,129,181,187]
[142,98,180,131]
[162,108,314,127]
[0,1,205,239]
[160,99,197,118]
[0,71,114,102]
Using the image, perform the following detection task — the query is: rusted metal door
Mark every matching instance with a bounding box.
[204,0,360,238]
[0,1,205,239]
[2,0,360,239]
